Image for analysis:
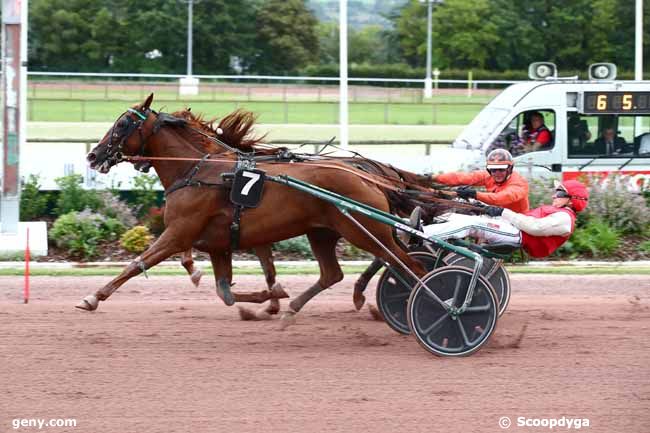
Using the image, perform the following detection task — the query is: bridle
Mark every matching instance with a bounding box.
[105,107,153,166]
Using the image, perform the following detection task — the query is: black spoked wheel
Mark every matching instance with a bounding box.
[443,253,511,316]
[375,251,438,335]
[407,266,498,357]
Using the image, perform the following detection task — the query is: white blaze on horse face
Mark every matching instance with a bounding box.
[216,127,223,135]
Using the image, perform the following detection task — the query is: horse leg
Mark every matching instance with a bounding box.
[76,230,187,311]
[209,251,235,306]
[254,244,288,315]
[352,257,384,310]
[281,229,343,329]
[181,249,203,287]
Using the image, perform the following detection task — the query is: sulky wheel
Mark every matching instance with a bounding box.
[375,251,438,335]
[407,266,498,357]
[443,253,511,316]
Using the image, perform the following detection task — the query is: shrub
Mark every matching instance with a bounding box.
[132,174,161,217]
[20,174,49,220]
[54,174,103,216]
[50,210,126,259]
[569,219,621,258]
[639,240,650,254]
[583,176,650,235]
[97,191,137,228]
[120,226,154,253]
[527,177,558,209]
[273,235,313,258]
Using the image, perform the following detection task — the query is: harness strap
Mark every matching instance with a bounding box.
[230,205,243,251]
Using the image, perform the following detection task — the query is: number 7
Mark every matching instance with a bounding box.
[241,171,261,195]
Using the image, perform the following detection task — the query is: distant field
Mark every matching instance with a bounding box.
[28,99,484,125]
[27,81,493,124]
[27,122,464,143]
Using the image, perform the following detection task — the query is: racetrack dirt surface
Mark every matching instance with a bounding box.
[1,273,649,433]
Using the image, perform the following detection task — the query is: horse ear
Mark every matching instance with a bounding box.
[143,93,154,110]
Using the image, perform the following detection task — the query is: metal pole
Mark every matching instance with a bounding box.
[635,0,643,80]
[634,0,643,135]
[187,0,193,76]
[339,0,349,148]
[1,0,27,234]
[424,0,433,98]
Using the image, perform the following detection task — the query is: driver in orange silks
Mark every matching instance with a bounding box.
[351,149,529,310]
[431,148,530,213]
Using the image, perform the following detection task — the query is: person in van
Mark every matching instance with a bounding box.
[521,111,553,152]
[567,113,591,150]
[594,127,627,155]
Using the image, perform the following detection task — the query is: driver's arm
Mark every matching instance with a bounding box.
[502,209,572,236]
[432,170,490,186]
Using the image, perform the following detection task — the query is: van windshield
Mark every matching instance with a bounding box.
[453,107,510,150]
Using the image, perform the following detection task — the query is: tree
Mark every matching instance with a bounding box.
[29,0,121,71]
[254,0,319,74]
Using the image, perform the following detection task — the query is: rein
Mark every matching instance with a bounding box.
[124,154,481,211]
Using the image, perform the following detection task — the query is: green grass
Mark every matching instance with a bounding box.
[28,99,483,125]
[1,264,649,277]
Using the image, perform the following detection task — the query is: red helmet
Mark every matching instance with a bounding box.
[486,149,514,183]
[558,180,589,212]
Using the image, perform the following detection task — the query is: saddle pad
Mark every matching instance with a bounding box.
[230,169,266,208]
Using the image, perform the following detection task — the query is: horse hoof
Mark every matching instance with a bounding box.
[368,304,384,322]
[279,310,297,330]
[216,279,235,306]
[254,309,272,321]
[353,290,366,311]
[238,307,258,321]
[190,269,203,287]
[265,302,281,316]
[75,295,99,311]
[270,283,289,299]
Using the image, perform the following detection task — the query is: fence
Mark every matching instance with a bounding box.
[24,137,452,191]
[24,72,504,124]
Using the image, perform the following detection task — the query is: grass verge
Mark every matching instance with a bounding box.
[1,264,649,277]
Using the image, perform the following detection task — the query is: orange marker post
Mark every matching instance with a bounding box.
[24,227,30,304]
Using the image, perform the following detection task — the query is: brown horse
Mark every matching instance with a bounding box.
[80,94,429,326]
[165,114,438,314]
[131,103,439,317]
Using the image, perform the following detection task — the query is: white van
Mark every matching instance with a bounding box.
[453,64,650,191]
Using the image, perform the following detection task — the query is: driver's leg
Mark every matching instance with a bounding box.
[423,213,521,246]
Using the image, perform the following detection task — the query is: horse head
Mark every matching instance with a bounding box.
[87,93,156,173]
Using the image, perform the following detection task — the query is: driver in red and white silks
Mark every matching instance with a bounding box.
[422,180,589,258]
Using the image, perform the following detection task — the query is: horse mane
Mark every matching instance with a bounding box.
[169,108,267,153]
